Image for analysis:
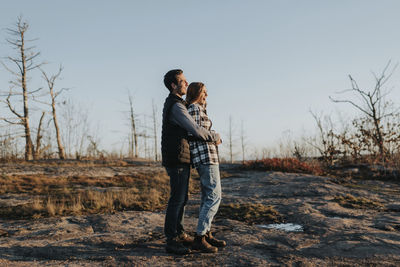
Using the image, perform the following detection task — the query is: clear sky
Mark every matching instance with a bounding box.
[1,0,400,158]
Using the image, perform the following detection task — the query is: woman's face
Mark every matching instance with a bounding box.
[197,86,208,105]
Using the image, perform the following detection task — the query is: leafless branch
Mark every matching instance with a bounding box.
[329,96,372,117]
[6,93,22,119]
[2,118,22,125]
[1,60,20,76]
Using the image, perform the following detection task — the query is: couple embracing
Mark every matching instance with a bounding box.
[161,69,226,255]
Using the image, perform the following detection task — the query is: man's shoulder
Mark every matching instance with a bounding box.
[165,94,185,104]
[171,101,187,112]
[169,101,189,122]
[164,95,186,111]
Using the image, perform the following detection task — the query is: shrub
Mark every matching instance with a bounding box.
[242,158,323,175]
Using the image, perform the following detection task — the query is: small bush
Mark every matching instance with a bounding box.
[242,158,323,175]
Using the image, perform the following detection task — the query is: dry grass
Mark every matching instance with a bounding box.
[217,203,283,224]
[0,158,148,167]
[0,161,240,220]
[0,171,170,219]
[333,194,384,210]
[0,172,167,194]
[0,162,223,219]
[242,158,324,175]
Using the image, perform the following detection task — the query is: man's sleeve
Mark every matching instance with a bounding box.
[187,105,201,136]
[170,102,220,142]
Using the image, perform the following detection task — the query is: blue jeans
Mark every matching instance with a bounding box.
[164,164,190,240]
[196,164,222,235]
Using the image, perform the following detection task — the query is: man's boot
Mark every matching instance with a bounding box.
[205,231,227,247]
[176,232,194,247]
[166,238,191,255]
[192,234,218,253]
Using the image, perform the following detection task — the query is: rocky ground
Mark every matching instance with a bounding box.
[0,163,400,266]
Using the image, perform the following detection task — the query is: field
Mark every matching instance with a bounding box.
[0,159,400,266]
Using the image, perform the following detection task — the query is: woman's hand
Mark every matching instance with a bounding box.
[216,138,222,145]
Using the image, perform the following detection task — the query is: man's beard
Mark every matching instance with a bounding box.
[177,85,186,96]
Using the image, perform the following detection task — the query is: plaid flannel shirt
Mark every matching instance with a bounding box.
[187,103,219,168]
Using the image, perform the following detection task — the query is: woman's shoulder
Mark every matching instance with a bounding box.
[187,103,200,111]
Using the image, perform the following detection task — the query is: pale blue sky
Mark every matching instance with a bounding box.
[1,1,400,158]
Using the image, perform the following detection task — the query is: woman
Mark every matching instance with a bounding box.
[186,82,226,253]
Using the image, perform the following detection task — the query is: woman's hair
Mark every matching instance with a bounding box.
[186,82,205,105]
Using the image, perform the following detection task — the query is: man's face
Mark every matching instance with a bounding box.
[172,73,188,97]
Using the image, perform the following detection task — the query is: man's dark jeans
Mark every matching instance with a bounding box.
[164,164,190,241]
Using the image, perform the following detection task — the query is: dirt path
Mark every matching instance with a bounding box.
[1,165,400,266]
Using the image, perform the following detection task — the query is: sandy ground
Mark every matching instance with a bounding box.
[0,163,400,266]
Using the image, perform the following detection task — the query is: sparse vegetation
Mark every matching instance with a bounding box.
[0,187,167,219]
[0,159,229,219]
[0,162,171,219]
[242,158,323,175]
[333,194,384,210]
[217,203,283,224]
[306,62,400,175]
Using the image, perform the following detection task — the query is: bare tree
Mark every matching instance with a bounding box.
[142,115,150,159]
[308,111,340,164]
[329,61,398,161]
[228,116,234,163]
[40,66,66,159]
[33,111,45,159]
[240,120,246,163]
[86,134,104,159]
[0,16,45,160]
[60,98,91,158]
[127,91,138,158]
[0,127,19,159]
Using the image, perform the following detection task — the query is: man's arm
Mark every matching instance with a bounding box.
[188,104,201,129]
[170,102,220,142]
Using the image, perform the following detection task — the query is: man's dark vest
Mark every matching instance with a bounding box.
[161,94,191,166]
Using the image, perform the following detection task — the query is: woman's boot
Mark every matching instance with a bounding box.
[205,231,226,247]
[192,234,218,253]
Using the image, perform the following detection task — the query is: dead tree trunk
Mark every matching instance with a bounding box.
[22,89,34,160]
[33,112,45,159]
[228,116,234,163]
[240,120,246,164]
[143,116,149,159]
[41,66,66,159]
[128,93,138,158]
[0,17,44,160]
[20,25,34,160]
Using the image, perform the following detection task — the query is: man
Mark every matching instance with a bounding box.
[162,69,220,255]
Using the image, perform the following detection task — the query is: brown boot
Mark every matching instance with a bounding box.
[192,234,218,253]
[205,231,226,247]
[176,232,194,247]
